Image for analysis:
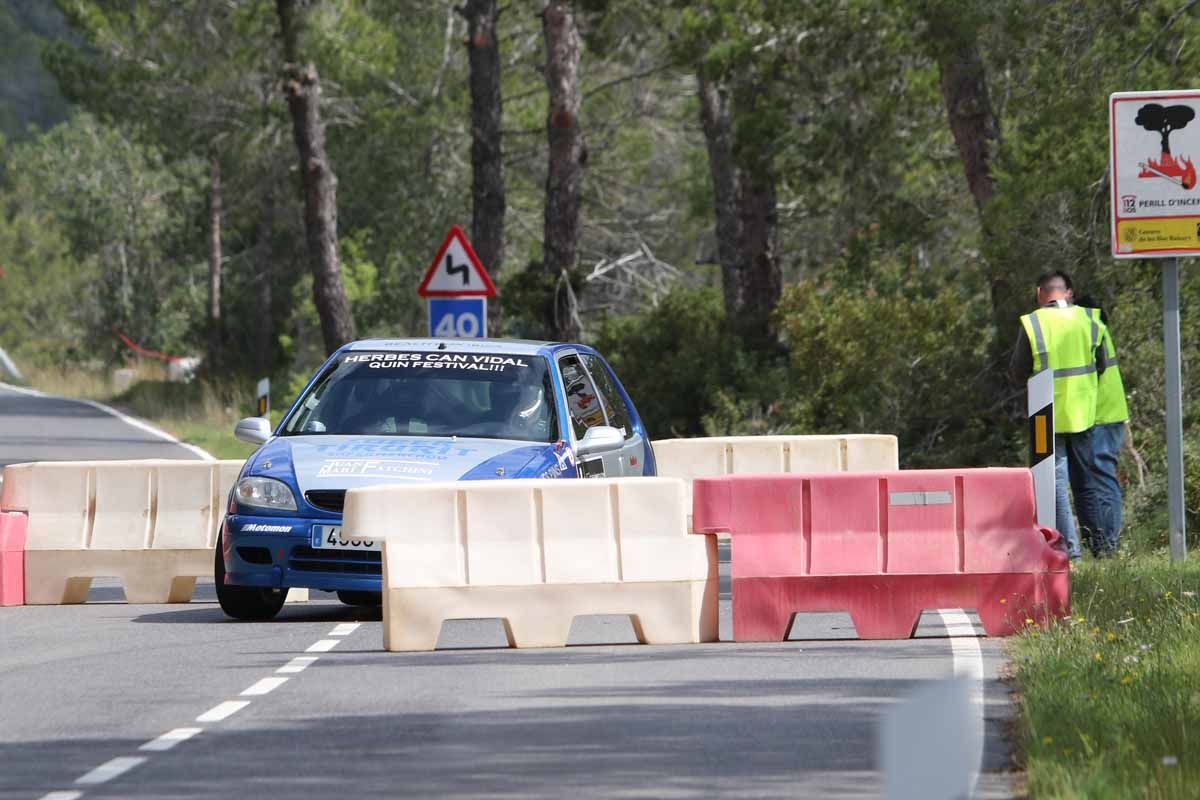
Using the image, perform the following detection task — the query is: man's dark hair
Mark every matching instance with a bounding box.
[1036,270,1074,292]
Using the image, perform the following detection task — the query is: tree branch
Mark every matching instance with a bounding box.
[1126,0,1200,78]
[582,62,674,102]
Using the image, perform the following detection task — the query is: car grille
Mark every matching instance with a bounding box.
[289,545,381,575]
[305,490,346,513]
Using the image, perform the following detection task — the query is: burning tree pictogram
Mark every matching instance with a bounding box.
[1136,103,1197,189]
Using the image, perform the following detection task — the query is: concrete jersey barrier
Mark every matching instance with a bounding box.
[692,467,1070,640]
[0,459,245,604]
[652,434,899,527]
[343,477,718,651]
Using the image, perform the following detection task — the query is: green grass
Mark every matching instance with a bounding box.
[153,417,257,460]
[1009,552,1200,799]
[111,379,272,461]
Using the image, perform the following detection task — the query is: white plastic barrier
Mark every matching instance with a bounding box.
[343,477,718,651]
[652,434,899,526]
[0,459,258,604]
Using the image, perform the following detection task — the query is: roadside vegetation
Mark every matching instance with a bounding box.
[1011,550,1200,798]
[21,362,260,460]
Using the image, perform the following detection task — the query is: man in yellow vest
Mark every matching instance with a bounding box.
[1010,270,1107,561]
[1072,302,1129,557]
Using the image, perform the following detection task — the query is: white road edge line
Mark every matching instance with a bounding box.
[140,727,203,752]
[0,381,44,398]
[306,638,340,653]
[330,622,361,636]
[241,676,289,696]
[75,756,147,786]
[937,608,985,797]
[196,700,251,723]
[0,380,215,461]
[278,656,319,674]
[39,792,84,800]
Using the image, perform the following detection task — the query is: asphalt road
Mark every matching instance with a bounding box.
[0,385,1019,799]
[0,384,206,466]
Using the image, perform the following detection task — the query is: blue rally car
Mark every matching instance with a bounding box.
[216,338,656,620]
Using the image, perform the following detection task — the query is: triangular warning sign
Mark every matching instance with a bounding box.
[417,225,497,298]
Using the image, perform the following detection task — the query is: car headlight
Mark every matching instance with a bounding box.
[235,477,297,511]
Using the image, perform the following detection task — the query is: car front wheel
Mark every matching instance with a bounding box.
[215,539,286,621]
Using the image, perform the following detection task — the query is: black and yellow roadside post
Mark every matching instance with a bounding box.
[1027,369,1055,530]
[256,378,269,419]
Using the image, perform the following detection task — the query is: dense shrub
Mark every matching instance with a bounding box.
[594,287,753,438]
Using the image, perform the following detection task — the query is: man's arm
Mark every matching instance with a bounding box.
[1010,326,1033,386]
[1090,309,1109,375]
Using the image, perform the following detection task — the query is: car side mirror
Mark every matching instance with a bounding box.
[234,416,272,445]
[576,425,624,458]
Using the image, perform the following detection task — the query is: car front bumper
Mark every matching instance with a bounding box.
[222,514,382,594]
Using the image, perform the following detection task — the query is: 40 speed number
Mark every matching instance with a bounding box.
[312,525,380,552]
[428,297,486,339]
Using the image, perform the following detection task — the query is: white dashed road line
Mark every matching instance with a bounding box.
[277,656,319,674]
[241,676,290,696]
[75,756,148,786]
[34,622,355,797]
[139,727,203,752]
[196,699,251,723]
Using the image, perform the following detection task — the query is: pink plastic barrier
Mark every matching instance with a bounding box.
[692,468,1070,640]
[0,511,27,606]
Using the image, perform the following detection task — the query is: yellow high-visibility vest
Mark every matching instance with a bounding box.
[1083,307,1130,424]
[1020,304,1102,433]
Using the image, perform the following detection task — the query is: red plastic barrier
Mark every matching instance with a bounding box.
[0,511,26,606]
[692,468,1070,640]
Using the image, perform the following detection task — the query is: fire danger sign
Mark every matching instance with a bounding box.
[1111,90,1200,258]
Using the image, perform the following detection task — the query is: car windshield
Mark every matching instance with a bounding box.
[281,351,558,443]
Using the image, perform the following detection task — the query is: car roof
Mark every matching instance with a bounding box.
[341,338,593,357]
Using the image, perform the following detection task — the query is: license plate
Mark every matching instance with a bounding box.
[311,525,380,551]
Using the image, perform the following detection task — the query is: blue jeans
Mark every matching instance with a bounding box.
[1054,434,1082,559]
[1069,422,1125,556]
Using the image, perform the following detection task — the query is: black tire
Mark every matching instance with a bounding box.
[215,539,286,621]
[337,590,382,607]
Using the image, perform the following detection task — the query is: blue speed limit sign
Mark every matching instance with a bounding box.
[428,297,487,338]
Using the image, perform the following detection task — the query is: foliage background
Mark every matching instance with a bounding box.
[1,0,1198,551]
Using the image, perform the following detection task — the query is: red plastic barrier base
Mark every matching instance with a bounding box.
[733,572,1070,641]
[0,511,27,606]
[694,468,1071,641]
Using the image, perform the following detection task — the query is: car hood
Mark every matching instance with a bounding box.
[247,435,574,494]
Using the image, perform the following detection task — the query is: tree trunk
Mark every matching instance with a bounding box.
[697,72,741,318]
[697,74,781,347]
[255,187,275,376]
[463,0,506,333]
[541,0,583,342]
[276,0,356,354]
[208,150,222,374]
[733,158,781,349]
[923,11,1008,328]
[927,17,998,214]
